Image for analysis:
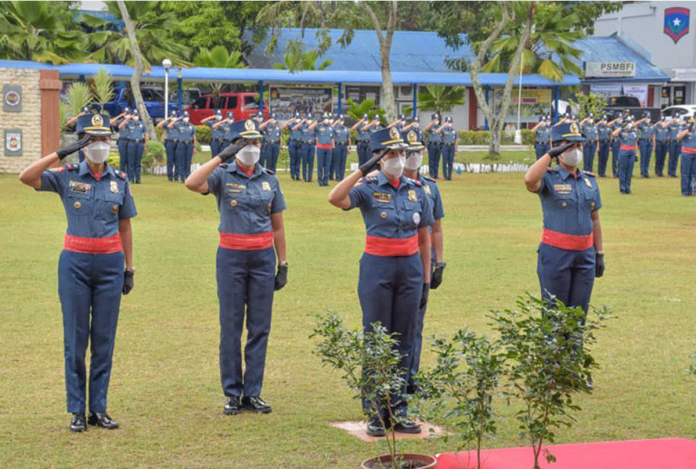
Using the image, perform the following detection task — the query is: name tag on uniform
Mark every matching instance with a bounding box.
[110,181,119,194]
[226,182,247,193]
[69,181,92,194]
[373,192,393,202]
[553,184,572,195]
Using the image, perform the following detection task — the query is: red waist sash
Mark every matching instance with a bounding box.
[219,231,273,251]
[541,229,593,251]
[620,144,637,151]
[64,234,123,254]
[683,147,696,154]
[316,142,333,150]
[365,234,419,257]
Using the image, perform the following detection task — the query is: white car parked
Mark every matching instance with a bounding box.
[661,105,696,119]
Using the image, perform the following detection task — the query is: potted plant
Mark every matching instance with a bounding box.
[312,314,437,469]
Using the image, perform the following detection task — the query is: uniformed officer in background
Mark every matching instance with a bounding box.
[328,127,433,437]
[260,112,282,173]
[613,116,642,194]
[301,112,317,182]
[531,116,551,160]
[424,114,442,178]
[667,116,683,178]
[596,115,612,177]
[122,110,147,184]
[19,113,137,432]
[157,110,179,182]
[637,111,654,178]
[580,114,598,172]
[523,121,604,328]
[331,114,350,181]
[283,111,303,181]
[202,110,224,159]
[401,130,445,397]
[169,111,197,183]
[609,113,625,178]
[438,116,458,180]
[653,116,670,177]
[677,117,696,196]
[352,114,371,166]
[313,112,335,186]
[185,119,288,416]
[110,107,130,173]
[216,112,235,154]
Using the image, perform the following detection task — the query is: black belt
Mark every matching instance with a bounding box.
[358,141,370,145]
[443,143,455,147]
[536,142,547,145]
[266,141,280,145]
[173,139,190,143]
[639,139,651,142]
[599,140,609,143]
[212,138,224,143]
[429,142,442,145]
[335,142,348,146]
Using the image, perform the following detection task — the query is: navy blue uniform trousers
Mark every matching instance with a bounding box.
[583,142,597,172]
[332,145,348,181]
[126,140,144,183]
[535,143,549,160]
[681,155,696,195]
[441,144,455,180]
[357,142,370,166]
[408,262,433,391]
[264,143,280,173]
[118,138,128,174]
[597,141,610,176]
[618,149,636,193]
[639,140,652,177]
[288,141,301,180]
[428,143,441,178]
[537,244,595,315]
[175,141,192,182]
[217,246,276,398]
[302,144,315,182]
[165,140,176,181]
[358,252,422,415]
[669,141,681,177]
[611,140,620,177]
[58,250,124,413]
[316,147,331,185]
[210,139,222,159]
[654,141,668,176]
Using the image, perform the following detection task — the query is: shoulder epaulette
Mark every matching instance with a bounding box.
[263,168,275,175]
[66,163,78,171]
[114,169,127,180]
[583,171,596,178]
[547,168,558,173]
[422,175,436,183]
[408,178,422,187]
[365,176,377,183]
[220,163,229,169]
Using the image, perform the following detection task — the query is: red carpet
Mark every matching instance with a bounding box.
[434,438,696,469]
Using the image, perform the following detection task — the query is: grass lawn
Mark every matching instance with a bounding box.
[1,168,695,468]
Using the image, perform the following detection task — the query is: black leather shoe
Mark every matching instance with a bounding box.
[393,419,422,434]
[87,412,119,429]
[365,415,386,437]
[242,396,272,414]
[70,413,87,432]
[223,396,241,415]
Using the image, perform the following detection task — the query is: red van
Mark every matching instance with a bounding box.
[188,92,270,125]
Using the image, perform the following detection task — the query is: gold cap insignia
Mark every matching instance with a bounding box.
[407,131,417,144]
[91,114,104,127]
[245,120,255,131]
[408,190,417,202]
[570,123,579,134]
[389,127,400,140]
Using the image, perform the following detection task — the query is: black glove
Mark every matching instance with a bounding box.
[217,140,247,163]
[123,270,134,295]
[56,135,91,160]
[274,263,288,291]
[546,142,574,161]
[430,263,445,290]
[419,283,430,309]
[595,253,605,278]
[359,148,389,175]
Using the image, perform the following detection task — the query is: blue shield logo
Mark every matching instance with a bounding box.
[665,7,690,44]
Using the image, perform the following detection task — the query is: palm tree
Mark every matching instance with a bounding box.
[193,46,245,108]
[405,86,466,116]
[83,1,190,69]
[482,2,584,81]
[0,1,85,63]
[272,42,332,72]
[346,98,386,123]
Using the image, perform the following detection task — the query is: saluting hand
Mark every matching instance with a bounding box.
[274,264,288,291]
[546,142,575,161]
[217,140,247,163]
[358,148,389,175]
[56,135,92,160]
[123,270,134,295]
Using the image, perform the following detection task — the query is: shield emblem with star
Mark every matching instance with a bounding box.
[389,127,400,140]
[91,114,104,127]
[665,7,690,44]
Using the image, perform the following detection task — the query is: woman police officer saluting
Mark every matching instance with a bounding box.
[185,119,288,416]
[19,113,137,432]
[328,127,434,437]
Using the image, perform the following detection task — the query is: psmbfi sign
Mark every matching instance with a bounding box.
[585,62,636,78]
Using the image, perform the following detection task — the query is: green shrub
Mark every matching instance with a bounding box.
[143,140,165,169]
[155,126,165,142]
[195,125,211,144]
[108,151,119,169]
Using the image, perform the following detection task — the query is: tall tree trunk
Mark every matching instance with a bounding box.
[363,1,398,122]
[117,1,156,141]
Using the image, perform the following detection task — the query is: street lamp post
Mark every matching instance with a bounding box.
[163,58,172,120]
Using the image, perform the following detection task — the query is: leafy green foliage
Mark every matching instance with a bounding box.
[491,295,610,469]
[193,46,244,69]
[569,93,607,120]
[194,125,211,145]
[404,86,466,116]
[92,67,115,113]
[346,99,386,123]
[272,41,332,72]
[142,139,165,170]
[64,82,92,118]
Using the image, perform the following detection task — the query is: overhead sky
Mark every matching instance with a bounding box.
[81,1,107,11]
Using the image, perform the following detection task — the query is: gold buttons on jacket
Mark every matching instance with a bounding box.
[590,202,596,209]
[230,199,238,207]
[74,201,81,209]
[562,202,568,208]
[111,205,119,214]
[380,211,387,218]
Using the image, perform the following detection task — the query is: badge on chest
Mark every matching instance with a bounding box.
[69,181,92,194]
[553,184,572,195]
[408,190,417,202]
[373,192,393,203]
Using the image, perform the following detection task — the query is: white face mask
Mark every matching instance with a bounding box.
[560,147,583,168]
[381,154,406,179]
[133,116,139,122]
[216,115,222,121]
[85,141,110,164]
[236,144,261,167]
[404,151,424,170]
[183,117,190,123]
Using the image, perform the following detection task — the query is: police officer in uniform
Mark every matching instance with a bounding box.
[332,114,350,181]
[216,112,235,153]
[122,110,147,184]
[301,112,316,182]
[531,116,551,160]
[637,111,654,178]
[352,114,371,166]
[677,118,696,196]
[170,111,197,183]
[313,113,335,186]
[185,119,288,416]
[438,116,458,180]
[111,108,131,174]
[19,113,137,432]
[609,113,625,177]
[580,114,598,172]
[328,127,434,437]
[202,110,225,159]
[157,110,179,181]
[654,117,670,177]
[260,112,282,173]
[424,114,442,178]
[523,121,604,321]
[401,130,445,396]
[667,116,683,178]
[283,111,303,180]
[596,115,612,177]
[613,117,641,194]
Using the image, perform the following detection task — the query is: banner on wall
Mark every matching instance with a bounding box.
[268,86,333,121]
[622,85,648,107]
[494,88,552,122]
[590,84,622,99]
